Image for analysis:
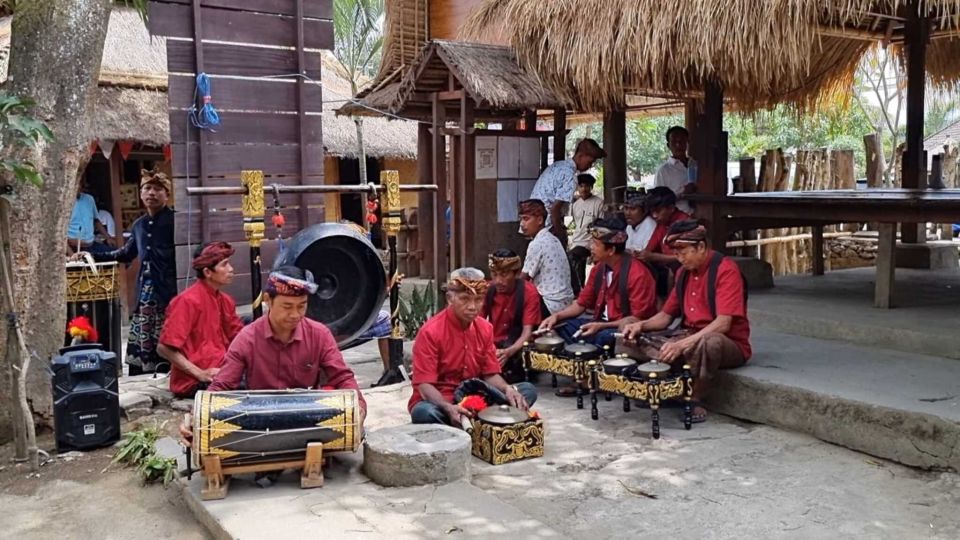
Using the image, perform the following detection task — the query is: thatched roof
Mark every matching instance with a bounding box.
[92,87,169,146]
[321,55,417,159]
[462,0,960,113]
[340,40,569,120]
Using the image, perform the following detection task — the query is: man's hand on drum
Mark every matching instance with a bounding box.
[443,402,472,425]
[179,413,194,448]
[579,321,606,337]
[622,321,644,341]
[67,251,88,262]
[659,338,694,364]
[495,346,516,365]
[538,315,559,333]
[504,385,529,411]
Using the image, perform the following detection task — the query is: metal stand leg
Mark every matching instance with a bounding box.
[623,396,631,412]
[575,376,584,410]
[551,373,558,388]
[605,392,612,402]
[589,365,598,420]
[651,407,661,440]
[683,364,693,430]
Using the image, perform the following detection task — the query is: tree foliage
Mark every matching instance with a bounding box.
[333,0,384,95]
[0,94,54,187]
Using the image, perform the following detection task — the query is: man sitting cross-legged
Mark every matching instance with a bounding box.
[480,249,542,383]
[539,216,658,350]
[624,220,751,424]
[179,266,367,445]
[158,242,244,398]
[409,268,538,426]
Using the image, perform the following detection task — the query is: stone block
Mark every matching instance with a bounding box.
[730,256,774,290]
[119,392,153,420]
[363,424,470,487]
[895,242,960,270]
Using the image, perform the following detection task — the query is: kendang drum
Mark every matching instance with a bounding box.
[65,261,122,361]
[470,404,544,466]
[192,389,361,468]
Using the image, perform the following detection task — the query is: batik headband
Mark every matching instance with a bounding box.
[664,220,707,247]
[446,276,489,295]
[264,271,319,296]
[192,241,235,270]
[590,225,628,245]
[488,254,522,273]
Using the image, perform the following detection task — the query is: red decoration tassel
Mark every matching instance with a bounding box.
[67,316,99,343]
[458,395,487,413]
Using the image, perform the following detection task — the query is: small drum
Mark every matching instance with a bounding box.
[192,389,362,468]
[601,354,637,376]
[470,405,544,465]
[65,261,121,359]
[562,341,602,362]
[532,333,564,354]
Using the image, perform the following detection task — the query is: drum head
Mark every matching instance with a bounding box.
[637,360,671,375]
[564,341,599,359]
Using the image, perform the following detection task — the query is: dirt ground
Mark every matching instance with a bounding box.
[0,410,208,540]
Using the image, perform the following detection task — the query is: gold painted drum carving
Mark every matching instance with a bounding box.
[192,389,361,467]
[66,261,119,302]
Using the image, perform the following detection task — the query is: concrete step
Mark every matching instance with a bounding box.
[709,327,960,471]
[748,267,960,360]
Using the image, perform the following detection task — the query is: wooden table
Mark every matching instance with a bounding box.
[691,189,960,308]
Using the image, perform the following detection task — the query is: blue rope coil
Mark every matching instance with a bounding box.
[189,73,220,131]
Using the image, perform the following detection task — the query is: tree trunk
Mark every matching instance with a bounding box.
[0,0,112,442]
[864,133,885,188]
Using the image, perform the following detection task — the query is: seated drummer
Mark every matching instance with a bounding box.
[624,221,751,423]
[539,216,658,349]
[480,249,542,383]
[158,242,244,398]
[409,268,538,426]
[634,187,691,296]
[180,266,366,446]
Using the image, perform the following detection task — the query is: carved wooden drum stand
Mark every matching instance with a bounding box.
[587,355,694,439]
[523,339,608,410]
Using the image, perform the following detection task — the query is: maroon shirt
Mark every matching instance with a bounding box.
[209,316,366,412]
[662,252,752,360]
[646,209,691,255]
[160,280,244,396]
[409,308,501,412]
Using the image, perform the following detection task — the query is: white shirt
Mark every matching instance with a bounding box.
[522,227,575,314]
[626,216,657,252]
[654,156,697,214]
[97,209,116,236]
[569,195,605,249]
[530,159,577,225]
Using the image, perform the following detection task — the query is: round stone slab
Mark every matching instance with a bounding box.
[363,424,471,487]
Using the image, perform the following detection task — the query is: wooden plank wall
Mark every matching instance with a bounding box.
[148,0,332,303]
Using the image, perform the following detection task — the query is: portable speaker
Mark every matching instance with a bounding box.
[51,344,120,452]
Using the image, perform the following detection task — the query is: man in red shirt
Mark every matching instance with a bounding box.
[635,186,691,297]
[539,217,658,349]
[158,242,244,397]
[410,267,538,426]
[624,220,751,423]
[480,249,541,383]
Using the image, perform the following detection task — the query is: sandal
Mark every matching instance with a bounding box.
[689,403,708,424]
[554,386,583,398]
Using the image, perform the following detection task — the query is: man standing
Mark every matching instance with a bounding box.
[409,268,537,426]
[540,217,658,349]
[568,174,605,294]
[518,199,574,316]
[158,242,244,398]
[654,126,697,215]
[66,180,110,254]
[624,221,751,423]
[481,249,541,382]
[87,168,176,375]
[623,193,657,257]
[180,266,366,445]
[530,138,606,247]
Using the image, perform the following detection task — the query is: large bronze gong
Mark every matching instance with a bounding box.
[273,223,387,346]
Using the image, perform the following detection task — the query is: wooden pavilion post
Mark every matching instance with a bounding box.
[458,94,476,268]
[901,1,929,244]
[416,123,435,279]
[603,110,627,204]
[431,93,449,304]
[698,81,727,252]
[553,108,567,162]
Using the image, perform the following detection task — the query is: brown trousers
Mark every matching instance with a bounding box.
[617,331,745,381]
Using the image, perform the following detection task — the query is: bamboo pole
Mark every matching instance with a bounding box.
[726,231,852,248]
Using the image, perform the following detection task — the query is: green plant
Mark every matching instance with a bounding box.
[111,424,176,485]
[0,93,53,187]
[137,454,178,486]
[398,281,436,338]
